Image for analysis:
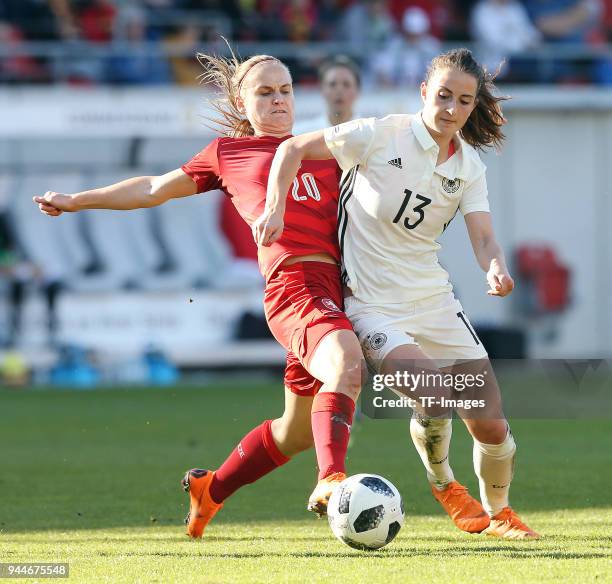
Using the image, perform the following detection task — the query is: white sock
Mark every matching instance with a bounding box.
[410,414,454,490]
[473,427,516,517]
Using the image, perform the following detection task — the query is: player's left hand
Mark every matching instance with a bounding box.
[487,268,514,297]
[252,208,284,247]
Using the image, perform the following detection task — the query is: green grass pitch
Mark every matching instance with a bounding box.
[1,383,611,583]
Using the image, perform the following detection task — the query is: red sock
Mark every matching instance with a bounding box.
[311,392,355,480]
[209,419,289,503]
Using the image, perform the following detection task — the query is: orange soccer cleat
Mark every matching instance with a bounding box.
[307,472,346,517]
[431,481,491,533]
[482,507,540,540]
[181,468,223,539]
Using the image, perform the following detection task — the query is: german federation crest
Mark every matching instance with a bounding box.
[442,177,461,194]
[368,333,388,351]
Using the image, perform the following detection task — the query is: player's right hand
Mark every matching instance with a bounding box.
[32,192,76,216]
[252,209,284,247]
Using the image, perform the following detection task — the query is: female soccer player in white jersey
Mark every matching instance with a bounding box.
[256,48,538,539]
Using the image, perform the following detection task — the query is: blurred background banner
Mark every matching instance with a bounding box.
[1,0,611,387]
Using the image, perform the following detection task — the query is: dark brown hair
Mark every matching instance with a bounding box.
[425,48,509,151]
[197,48,290,137]
[318,55,361,88]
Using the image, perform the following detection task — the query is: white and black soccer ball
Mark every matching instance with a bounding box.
[327,473,404,550]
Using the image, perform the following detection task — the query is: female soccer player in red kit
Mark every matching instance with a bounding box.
[33,53,364,538]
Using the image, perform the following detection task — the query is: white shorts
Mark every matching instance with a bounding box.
[344,292,488,372]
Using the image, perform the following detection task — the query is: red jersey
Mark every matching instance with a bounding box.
[181,135,341,280]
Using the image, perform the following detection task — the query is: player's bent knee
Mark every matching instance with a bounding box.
[345,362,364,397]
[309,329,364,399]
[470,419,510,444]
[323,363,362,400]
[336,352,363,384]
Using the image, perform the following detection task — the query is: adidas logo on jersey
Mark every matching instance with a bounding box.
[388,157,402,169]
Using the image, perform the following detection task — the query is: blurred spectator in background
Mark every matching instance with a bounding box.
[594,0,612,83]
[77,0,116,43]
[179,0,241,42]
[256,0,290,40]
[164,23,202,85]
[526,0,603,43]
[315,0,344,40]
[0,0,76,82]
[369,6,440,87]
[50,0,79,40]
[388,0,452,39]
[0,0,610,86]
[525,0,604,82]
[339,0,395,51]
[57,0,117,84]
[605,0,612,35]
[107,3,171,85]
[0,210,61,348]
[0,0,77,40]
[143,0,176,9]
[452,0,480,38]
[281,0,318,42]
[0,211,30,348]
[140,0,180,39]
[0,21,48,83]
[233,0,259,41]
[471,0,541,80]
[294,55,362,133]
[180,0,243,24]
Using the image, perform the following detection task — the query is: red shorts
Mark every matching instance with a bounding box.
[264,261,354,397]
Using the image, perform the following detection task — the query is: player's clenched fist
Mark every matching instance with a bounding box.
[486,269,514,297]
[252,209,284,247]
[32,191,77,216]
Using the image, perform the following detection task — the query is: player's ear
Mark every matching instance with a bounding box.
[420,81,427,104]
[236,94,246,115]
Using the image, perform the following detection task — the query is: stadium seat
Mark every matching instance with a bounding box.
[139,136,213,171]
[0,172,12,209]
[0,140,15,169]
[17,138,131,170]
[12,172,91,282]
[78,171,177,290]
[155,189,241,288]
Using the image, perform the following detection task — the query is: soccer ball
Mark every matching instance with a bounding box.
[327,473,404,550]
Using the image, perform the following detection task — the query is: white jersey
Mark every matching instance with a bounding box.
[323,113,490,304]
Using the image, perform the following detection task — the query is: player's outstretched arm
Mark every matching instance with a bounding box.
[253,130,334,247]
[33,168,198,216]
[465,211,514,297]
